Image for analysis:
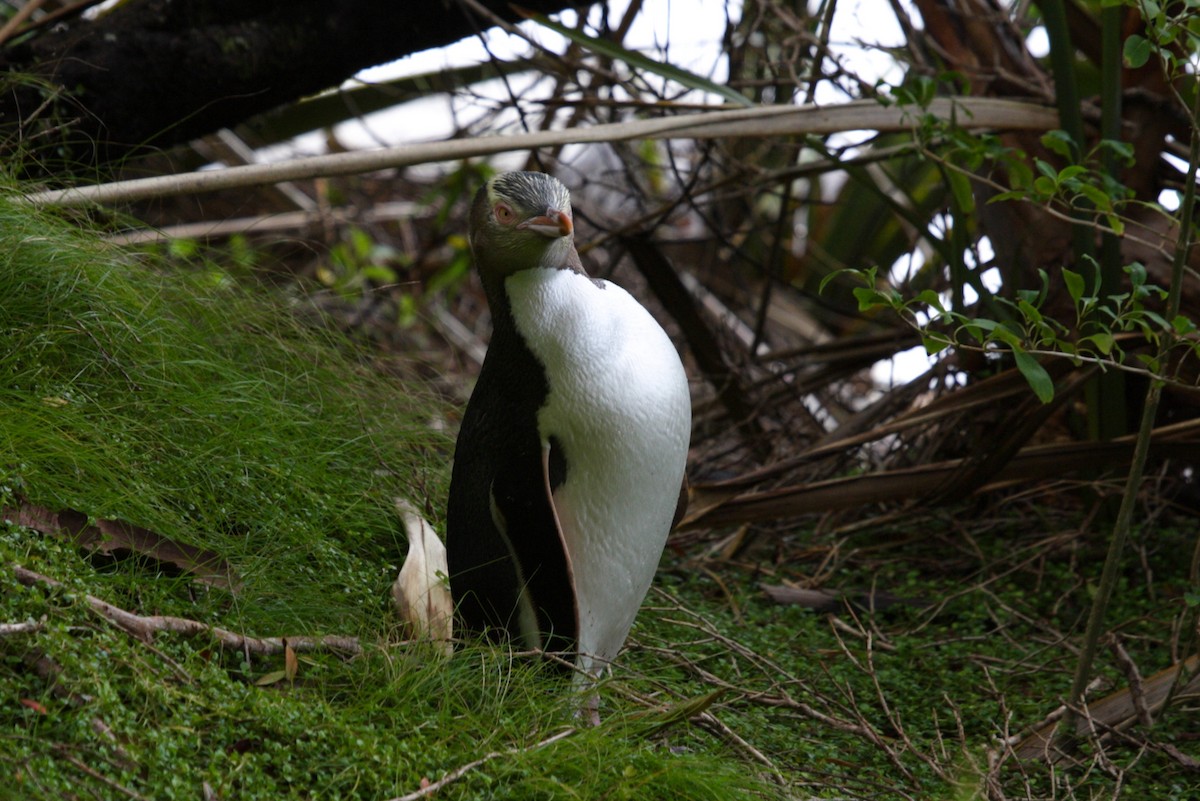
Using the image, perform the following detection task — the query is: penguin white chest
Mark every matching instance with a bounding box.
[505,267,691,670]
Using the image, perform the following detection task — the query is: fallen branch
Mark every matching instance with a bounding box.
[1013,653,1200,761]
[12,565,361,657]
[682,420,1200,529]
[0,618,44,636]
[22,98,1057,207]
[386,728,576,801]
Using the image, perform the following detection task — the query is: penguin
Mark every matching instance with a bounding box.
[446,170,691,681]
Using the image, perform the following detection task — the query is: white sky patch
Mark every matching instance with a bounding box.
[873,343,936,388]
[1026,26,1049,58]
[272,0,914,156]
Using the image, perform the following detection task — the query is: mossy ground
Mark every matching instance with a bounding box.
[2,196,1197,800]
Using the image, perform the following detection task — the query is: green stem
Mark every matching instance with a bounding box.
[1038,0,1094,264]
[1091,6,1127,441]
[1098,5,1123,298]
[1061,72,1200,744]
[1039,0,1085,155]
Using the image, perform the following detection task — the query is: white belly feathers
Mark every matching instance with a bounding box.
[505,267,691,673]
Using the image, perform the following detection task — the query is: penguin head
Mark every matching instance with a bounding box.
[469,171,576,281]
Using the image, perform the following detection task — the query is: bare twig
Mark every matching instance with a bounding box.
[52,744,150,801]
[0,0,46,46]
[1109,636,1153,728]
[386,728,575,801]
[12,565,361,656]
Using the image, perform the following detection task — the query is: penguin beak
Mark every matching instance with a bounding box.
[518,208,573,239]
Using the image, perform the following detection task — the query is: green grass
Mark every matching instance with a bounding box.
[0,195,771,800]
[2,193,1197,800]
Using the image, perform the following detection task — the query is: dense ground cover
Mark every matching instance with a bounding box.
[2,197,1197,800]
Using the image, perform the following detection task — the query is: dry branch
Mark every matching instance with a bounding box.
[11,564,361,656]
[1013,654,1200,761]
[683,420,1200,529]
[23,98,1058,207]
[386,728,576,801]
[0,618,43,635]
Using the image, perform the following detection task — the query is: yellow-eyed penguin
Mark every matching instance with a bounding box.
[446,171,691,682]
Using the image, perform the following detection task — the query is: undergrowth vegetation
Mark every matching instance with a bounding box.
[0,195,768,799]
[2,195,1198,800]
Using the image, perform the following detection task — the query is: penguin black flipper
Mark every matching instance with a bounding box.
[671,475,689,532]
[446,322,577,656]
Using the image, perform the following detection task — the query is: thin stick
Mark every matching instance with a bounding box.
[52,745,151,801]
[386,728,575,801]
[0,0,46,46]
[12,565,361,656]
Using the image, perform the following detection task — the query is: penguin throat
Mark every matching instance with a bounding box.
[536,237,584,274]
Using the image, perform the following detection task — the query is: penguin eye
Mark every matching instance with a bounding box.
[493,203,517,225]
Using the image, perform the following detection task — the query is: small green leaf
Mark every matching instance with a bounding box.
[1099,139,1135,165]
[1017,298,1044,325]
[916,289,946,314]
[1080,332,1115,355]
[853,287,890,311]
[990,326,1023,349]
[256,670,289,686]
[1012,349,1055,403]
[1015,289,1039,307]
[945,169,976,215]
[966,317,1001,333]
[1006,160,1034,190]
[168,238,199,258]
[923,334,953,355]
[1125,261,1147,285]
[1062,268,1085,306]
[988,190,1025,203]
[1135,353,1160,370]
[1172,315,1198,335]
[1033,176,1057,196]
[1124,34,1153,69]
[363,264,398,283]
[1040,131,1074,159]
[1035,159,1060,180]
[1143,310,1171,330]
[1074,183,1113,211]
[1057,165,1087,183]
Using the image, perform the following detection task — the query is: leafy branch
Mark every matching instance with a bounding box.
[824,264,1200,403]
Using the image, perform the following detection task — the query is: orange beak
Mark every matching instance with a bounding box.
[517,208,573,239]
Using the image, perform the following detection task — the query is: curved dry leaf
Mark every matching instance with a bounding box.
[3,502,240,591]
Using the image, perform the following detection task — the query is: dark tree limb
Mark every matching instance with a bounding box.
[0,0,585,175]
